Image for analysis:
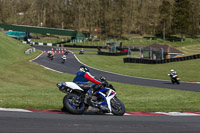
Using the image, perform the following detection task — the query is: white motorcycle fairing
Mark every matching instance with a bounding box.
[64,82,84,91]
[98,88,116,112]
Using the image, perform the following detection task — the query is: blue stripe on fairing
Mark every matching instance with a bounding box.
[99,88,109,92]
[100,100,107,105]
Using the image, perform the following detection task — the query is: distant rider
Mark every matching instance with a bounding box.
[168,69,177,77]
[61,54,67,60]
[48,51,55,57]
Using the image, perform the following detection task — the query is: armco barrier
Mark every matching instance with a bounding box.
[24,48,36,55]
[124,54,200,64]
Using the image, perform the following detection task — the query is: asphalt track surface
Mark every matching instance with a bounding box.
[1,111,200,133]
[33,46,200,92]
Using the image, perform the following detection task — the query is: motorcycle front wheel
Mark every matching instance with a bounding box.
[63,93,85,114]
[111,97,125,116]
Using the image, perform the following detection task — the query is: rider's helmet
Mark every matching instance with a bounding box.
[170,69,174,72]
[100,76,106,81]
[80,66,89,72]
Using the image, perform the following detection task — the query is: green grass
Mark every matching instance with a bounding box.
[178,44,200,56]
[0,32,72,110]
[115,82,200,112]
[0,32,200,112]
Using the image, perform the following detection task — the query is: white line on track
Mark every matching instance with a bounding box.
[0,108,32,113]
[156,112,200,116]
[40,64,63,73]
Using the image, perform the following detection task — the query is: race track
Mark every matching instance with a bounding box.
[32,46,200,92]
[1,111,200,133]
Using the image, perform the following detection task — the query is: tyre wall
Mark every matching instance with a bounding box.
[123,54,200,64]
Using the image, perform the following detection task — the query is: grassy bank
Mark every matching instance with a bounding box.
[0,32,200,112]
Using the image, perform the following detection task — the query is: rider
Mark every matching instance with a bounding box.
[48,51,52,57]
[48,51,55,57]
[73,66,103,95]
[168,69,177,77]
[61,54,67,60]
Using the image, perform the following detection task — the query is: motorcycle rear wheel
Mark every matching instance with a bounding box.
[111,97,125,116]
[63,93,85,114]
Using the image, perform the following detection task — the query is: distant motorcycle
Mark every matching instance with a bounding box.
[50,55,55,60]
[168,73,180,84]
[79,50,84,54]
[47,51,55,60]
[61,55,67,63]
[57,77,125,116]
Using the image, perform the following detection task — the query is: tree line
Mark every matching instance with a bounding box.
[0,0,199,40]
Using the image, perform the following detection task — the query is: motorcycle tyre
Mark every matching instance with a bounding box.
[111,98,125,116]
[63,94,85,115]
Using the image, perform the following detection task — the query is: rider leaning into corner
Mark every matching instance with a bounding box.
[73,66,105,95]
[48,51,55,57]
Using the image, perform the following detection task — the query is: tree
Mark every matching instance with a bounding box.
[190,0,200,34]
[1,0,200,39]
[172,0,192,42]
[159,0,172,42]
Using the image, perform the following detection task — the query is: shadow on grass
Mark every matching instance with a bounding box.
[144,34,184,42]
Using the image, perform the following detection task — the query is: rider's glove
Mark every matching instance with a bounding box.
[101,81,107,87]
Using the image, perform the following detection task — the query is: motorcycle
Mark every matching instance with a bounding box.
[168,73,180,84]
[47,52,55,60]
[56,78,125,116]
[61,56,67,63]
[50,55,54,60]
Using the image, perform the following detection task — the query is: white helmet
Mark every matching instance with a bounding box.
[170,69,174,72]
[80,66,89,72]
